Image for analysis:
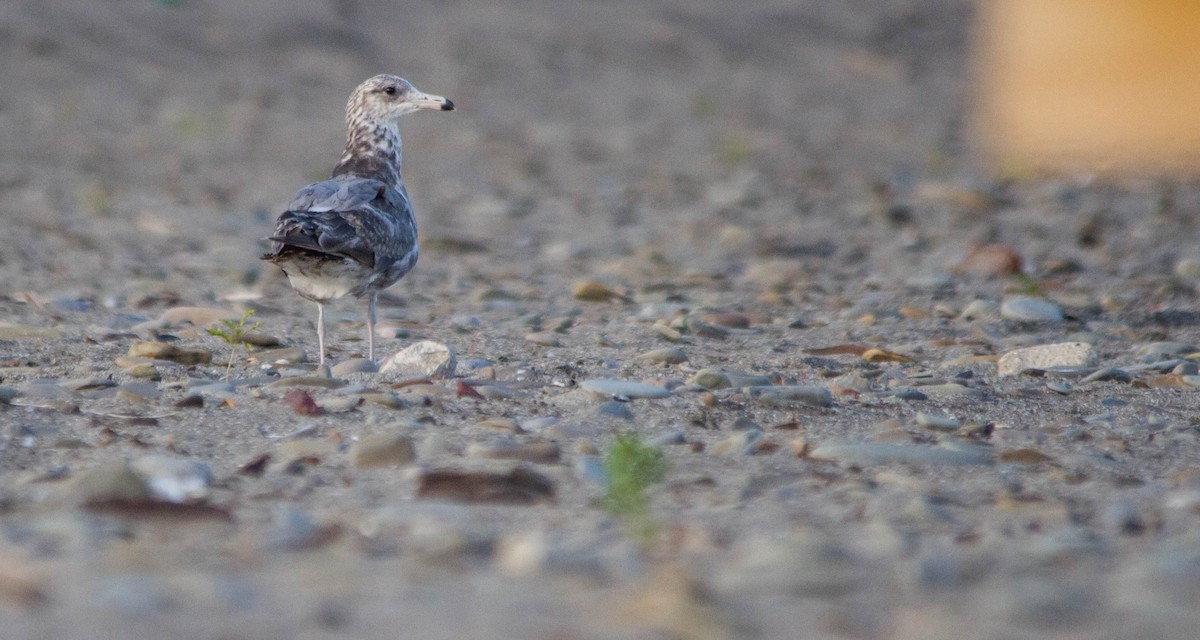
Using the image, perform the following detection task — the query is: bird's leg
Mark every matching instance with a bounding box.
[316,302,327,368]
[367,293,378,363]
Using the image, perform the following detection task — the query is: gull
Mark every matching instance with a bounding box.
[262,75,453,366]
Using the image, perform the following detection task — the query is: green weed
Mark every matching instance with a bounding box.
[603,432,669,545]
[207,309,263,381]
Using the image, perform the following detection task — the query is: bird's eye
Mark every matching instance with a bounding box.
[383,86,397,96]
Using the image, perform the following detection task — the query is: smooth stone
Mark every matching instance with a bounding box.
[573,456,607,486]
[920,383,983,399]
[636,347,688,365]
[127,341,212,365]
[997,342,1096,376]
[192,382,236,399]
[689,368,732,389]
[380,341,456,379]
[62,377,117,391]
[888,387,928,401]
[72,463,151,504]
[0,386,17,404]
[652,324,683,342]
[959,299,999,321]
[743,385,833,408]
[597,400,634,420]
[415,466,556,505]
[649,430,687,447]
[580,379,671,399]
[130,455,213,503]
[359,391,409,409]
[809,443,993,466]
[524,331,562,347]
[1082,367,1132,383]
[0,324,63,340]
[915,412,961,431]
[1000,296,1064,322]
[123,363,161,380]
[712,429,763,456]
[266,376,345,389]
[316,396,360,413]
[1136,342,1196,359]
[116,383,161,402]
[1046,380,1073,394]
[466,439,560,464]
[330,358,378,377]
[351,434,416,468]
[520,417,561,434]
[255,347,307,365]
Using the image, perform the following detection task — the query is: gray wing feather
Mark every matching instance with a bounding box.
[267,176,416,268]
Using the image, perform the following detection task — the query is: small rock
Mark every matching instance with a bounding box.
[712,429,763,456]
[192,382,236,399]
[466,439,560,464]
[72,463,151,505]
[415,467,556,505]
[330,358,378,377]
[915,412,961,431]
[920,383,984,400]
[689,369,731,389]
[0,324,63,340]
[652,324,683,342]
[958,299,999,321]
[808,443,993,466]
[127,341,212,365]
[957,243,1021,278]
[597,400,635,420]
[636,348,688,365]
[351,434,416,468]
[1000,296,1064,322]
[997,342,1096,376]
[580,379,671,399]
[1081,367,1132,383]
[123,363,161,380]
[744,385,833,408]
[283,389,321,416]
[380,341,456,379]
[524,331,561,347]
[572,281,620,302]
[130,455,213,503]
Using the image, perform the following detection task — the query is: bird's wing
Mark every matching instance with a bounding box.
[265,177,416,268]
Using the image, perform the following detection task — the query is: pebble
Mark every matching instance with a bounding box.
[127,341,212,365]
[572,281,619,302]
[330,358,378,377]
[649,430,687,447]
[712,429,763,456]
[524,331,561,347]
[579,379,671,399]
[1000,296,1064,322]
[71,463,151,505]
[652,324,683,342]
[1081,367,1132,383]
[379,341,456,379]
[316,396,360,413]
[351,434,416,468]
[743,385,833,408]
[266,376,345,389]
[1046,380,1073,394]
[0,324,63,340]
[192,382,236,399]
[959,299,999,321]
[997,342,1096,376]
[466,439,560,464]
[130,455,213,503]
[808,443,993,466]
[415,466,556,505]
[689,368,731,389]
[915,412,961,431]
[596,400,635,420]
[123,363,161,380]
[636,347,688,365]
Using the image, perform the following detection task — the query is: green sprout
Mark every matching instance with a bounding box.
[207,309,263,381]
[1009,272,1040,296]
[603,432,669,545]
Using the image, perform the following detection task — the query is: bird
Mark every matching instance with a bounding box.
[262,74,454,367]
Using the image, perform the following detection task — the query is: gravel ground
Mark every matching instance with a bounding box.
[3,1,1200,638]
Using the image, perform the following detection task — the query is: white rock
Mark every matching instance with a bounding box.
[997,342,1097,376]
[130,455,213,503]
[380,341,456,379]
[1000,296,1064,322]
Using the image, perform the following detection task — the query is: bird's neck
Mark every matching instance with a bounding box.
[332,118,403,185]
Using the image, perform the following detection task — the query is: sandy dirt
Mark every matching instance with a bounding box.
[2,1,1200,638]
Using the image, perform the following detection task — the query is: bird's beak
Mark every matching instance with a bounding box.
[412,90,455,111]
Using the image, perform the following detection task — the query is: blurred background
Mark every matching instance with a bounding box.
[0,0,1198,305]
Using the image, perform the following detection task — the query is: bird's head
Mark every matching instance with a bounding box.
[349,74,455,124]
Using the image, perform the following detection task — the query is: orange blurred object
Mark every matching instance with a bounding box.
[974,0,1200,173]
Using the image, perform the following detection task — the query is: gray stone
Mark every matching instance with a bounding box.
[130,454,213,503]
[997,342,1096,376]
[330,358,378,377]
[809,443,993,466]
[1000,296,1064,322]
[580,379,671,399]
[959,299,999,321]
[351,434,416,468]
[380,341,457,379]
[596,400,634,420]
[689,368,731,389]
[744,385,833,408]
[712,429,763,455]
[192,382,237,399]
[635,347,688,365]
[915,412,961,431]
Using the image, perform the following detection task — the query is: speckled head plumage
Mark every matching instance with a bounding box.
[334,74,455,184]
